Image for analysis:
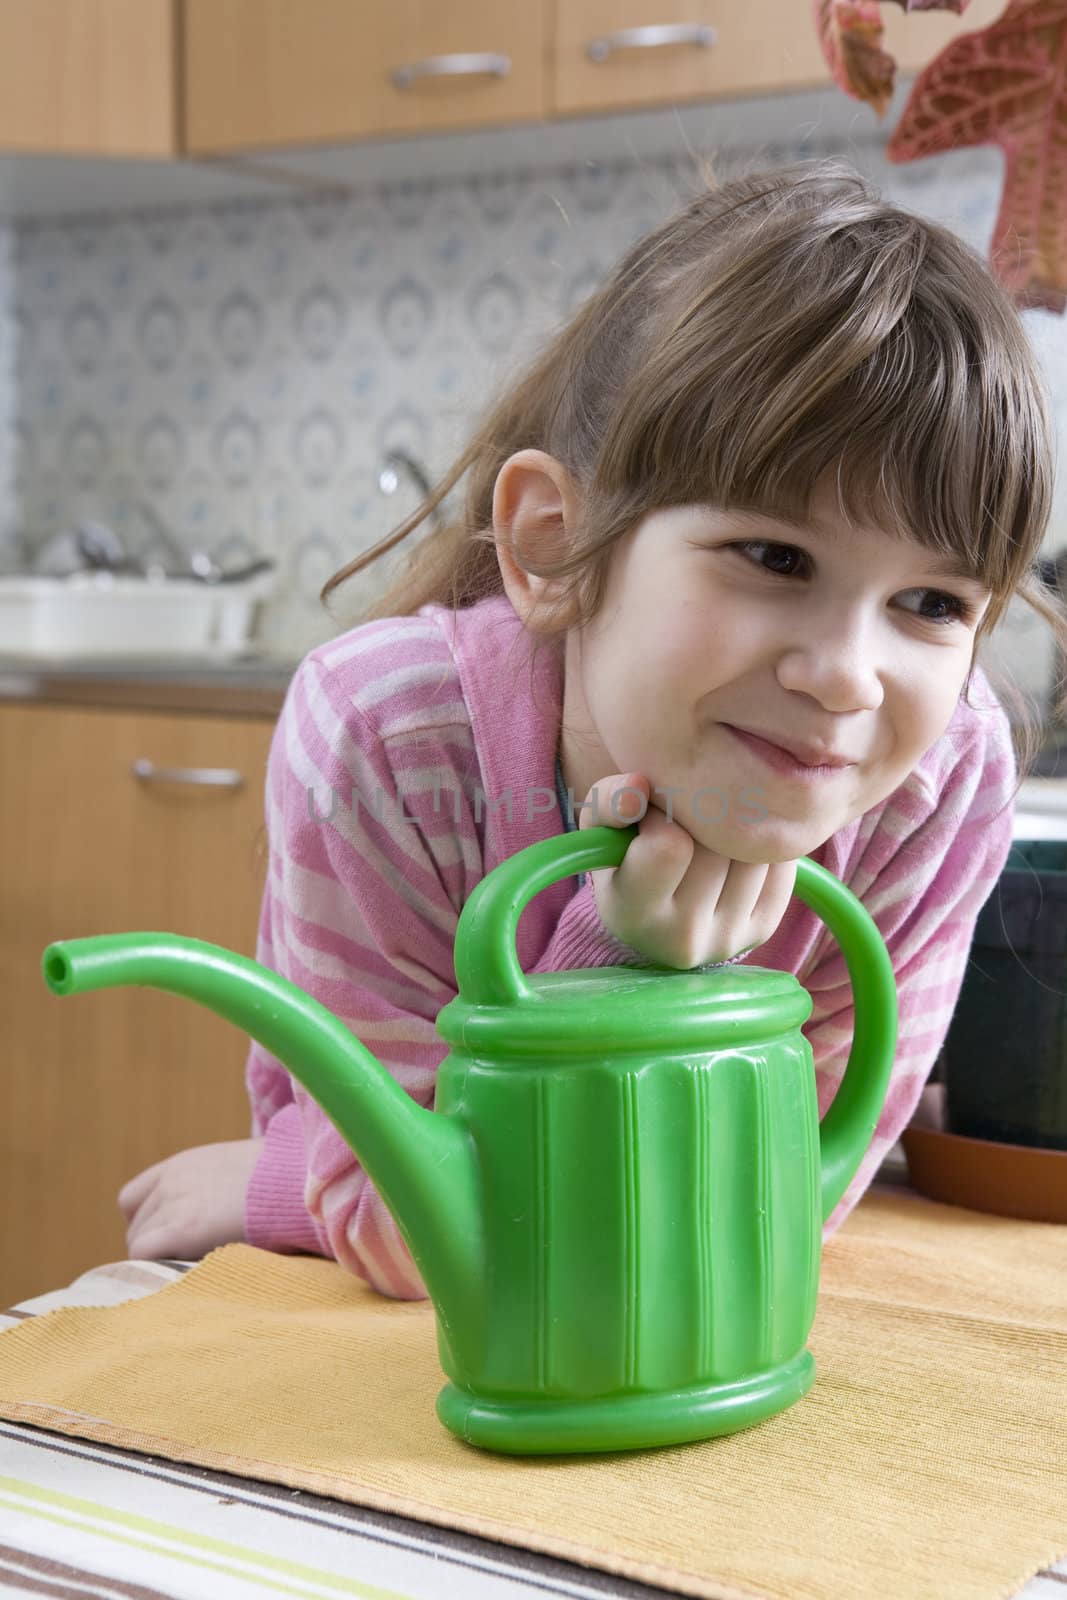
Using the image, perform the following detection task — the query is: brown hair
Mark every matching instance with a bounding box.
[321,155,1066,786]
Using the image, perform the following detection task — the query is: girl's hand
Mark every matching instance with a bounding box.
[578,772,798,969]
[117,1137,264,1261]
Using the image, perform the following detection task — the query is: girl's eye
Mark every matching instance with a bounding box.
[735,540,809,579]
[902,588,979,624]
[728,541,977,627]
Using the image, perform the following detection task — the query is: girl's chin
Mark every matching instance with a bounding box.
[683,813,832,865]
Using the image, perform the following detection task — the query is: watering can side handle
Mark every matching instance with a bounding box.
[791,858,899,1222]
[453,824,639,1006]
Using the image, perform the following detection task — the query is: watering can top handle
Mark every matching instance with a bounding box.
[451,823,894,1013]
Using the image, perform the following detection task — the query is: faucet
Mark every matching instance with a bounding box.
[377,449,445,532]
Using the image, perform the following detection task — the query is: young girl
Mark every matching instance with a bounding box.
[119,157,1066,1296]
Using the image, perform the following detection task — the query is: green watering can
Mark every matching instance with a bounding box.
[41,824,897,1456]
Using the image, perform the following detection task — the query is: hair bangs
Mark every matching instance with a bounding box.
[592,228,1047,627]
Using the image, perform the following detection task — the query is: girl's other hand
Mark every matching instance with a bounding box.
[117,1137,264,1261]
[578,772,798,969]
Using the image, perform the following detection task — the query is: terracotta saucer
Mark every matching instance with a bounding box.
[901,1124,1067,1224]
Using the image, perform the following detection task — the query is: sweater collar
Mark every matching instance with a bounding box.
[426,595,565,872]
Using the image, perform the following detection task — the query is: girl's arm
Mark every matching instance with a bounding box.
[244,649,479,1298]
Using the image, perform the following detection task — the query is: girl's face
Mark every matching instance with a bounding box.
[560,484,993,863]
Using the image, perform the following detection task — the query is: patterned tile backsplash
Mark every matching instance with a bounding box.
[2,128,1066,705]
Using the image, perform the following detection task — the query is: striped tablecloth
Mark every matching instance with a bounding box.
[1,1239,1065,1600]
[0,1259,673,1600]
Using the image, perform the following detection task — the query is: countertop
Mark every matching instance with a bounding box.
[0,651,300,718]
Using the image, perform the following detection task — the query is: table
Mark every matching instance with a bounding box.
[2,1244,1065,1600]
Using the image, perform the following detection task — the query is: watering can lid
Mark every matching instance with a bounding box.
[436,961,812,1056]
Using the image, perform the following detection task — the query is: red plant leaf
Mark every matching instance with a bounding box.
[813,0,898,113]
[888,0,1067,310]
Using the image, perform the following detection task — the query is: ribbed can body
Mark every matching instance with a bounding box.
[435,1038,822,1399]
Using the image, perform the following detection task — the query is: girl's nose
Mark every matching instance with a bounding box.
[774,631,885,715]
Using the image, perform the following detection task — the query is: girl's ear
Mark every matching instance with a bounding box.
[493,449,581,625]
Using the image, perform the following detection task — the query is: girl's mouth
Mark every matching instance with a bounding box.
[723,725,852,781]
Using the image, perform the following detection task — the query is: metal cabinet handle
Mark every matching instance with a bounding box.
[586,22,717,63]
[131,758,245,791]
[391,52,511,91]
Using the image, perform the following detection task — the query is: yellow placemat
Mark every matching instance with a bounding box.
[0,1189,1064,1600]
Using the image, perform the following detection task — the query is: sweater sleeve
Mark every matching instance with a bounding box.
[531,876,654,970]
[243,647,482,1299]
[810,704,1017,1237]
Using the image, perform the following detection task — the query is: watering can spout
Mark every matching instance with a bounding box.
[41,934,482,1324]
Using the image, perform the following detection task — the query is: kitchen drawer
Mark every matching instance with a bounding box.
[184,0,548,154]
[552,0,829,117]
[0,701,276,1305]
[551,0,1006,120]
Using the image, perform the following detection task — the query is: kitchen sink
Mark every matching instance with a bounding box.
[0,570,276,660]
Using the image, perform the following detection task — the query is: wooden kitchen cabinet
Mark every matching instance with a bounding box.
[0,0,176,157]
[0,0,1010,177]
[553,1,829,118]
[551,0,1006,119]
[182,0,548,155]
[0,702,276,1306]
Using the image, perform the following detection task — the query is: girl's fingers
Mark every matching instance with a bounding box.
[757,859,800,921]
[574,771,798,965]
[608,803,704,909]
[671,854,798,952]
[124,1184,164,1242]
[576,772,650,831]
[669,849,785,928]
[127,1222,178,1261]
[579,776,710,916]
[733,858,798,938]
[117,1162,162,1220]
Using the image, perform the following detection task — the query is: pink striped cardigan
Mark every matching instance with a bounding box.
[244,593,1017,1296]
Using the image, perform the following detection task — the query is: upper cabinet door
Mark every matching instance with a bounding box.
[553,1,830,117]
[183,0,548,155]
[552,0,1009,119]
[0,0,176,156]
